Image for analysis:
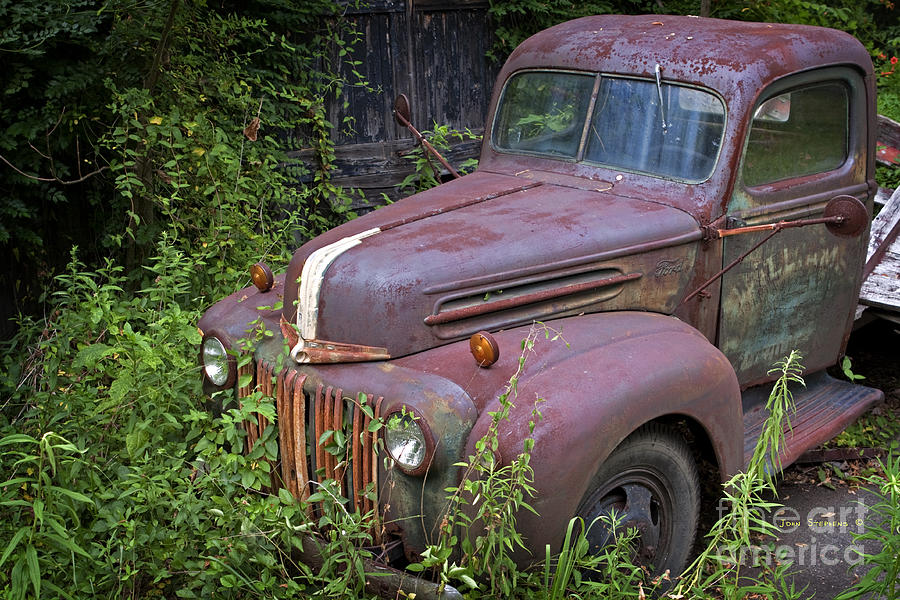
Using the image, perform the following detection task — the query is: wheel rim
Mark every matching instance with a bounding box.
[580,469,674,567]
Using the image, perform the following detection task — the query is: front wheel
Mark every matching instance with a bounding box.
[576,425,700,576]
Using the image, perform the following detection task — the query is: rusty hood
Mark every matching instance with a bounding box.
[282,170,700,360]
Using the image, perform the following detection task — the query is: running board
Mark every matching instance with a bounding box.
[741,371,883,471]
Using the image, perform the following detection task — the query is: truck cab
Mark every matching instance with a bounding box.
[198,14,884,576]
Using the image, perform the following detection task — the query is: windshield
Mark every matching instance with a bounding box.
[491,71,726,182]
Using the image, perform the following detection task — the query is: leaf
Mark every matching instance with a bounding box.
[47,485,94,506]
[26,545,40,599]
[264,437,278,459]
[73,343,113,368]
[108,374,133,404]
[0,434,38,447]
[125,428,149,459]
[0,527,29,567]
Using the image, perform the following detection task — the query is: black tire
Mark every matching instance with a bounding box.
[576,424,700,576]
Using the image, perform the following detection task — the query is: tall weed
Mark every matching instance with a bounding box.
[836,449,900,600]
[672,351,807,600]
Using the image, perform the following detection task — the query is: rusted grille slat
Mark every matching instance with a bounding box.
[292,375,312,506]
[351,395,365,513]
[361,396,383,521]
[333,388,345,497]
[258,361,280,491]
[237,359,257,453]
[315,384,328,481]
[277,370,295,495]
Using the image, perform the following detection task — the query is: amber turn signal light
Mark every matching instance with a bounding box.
[250,262,274,292]
[470,331,500,367]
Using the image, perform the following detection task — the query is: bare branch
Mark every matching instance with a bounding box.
[0,152,108,185]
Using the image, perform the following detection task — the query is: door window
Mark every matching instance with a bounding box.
[742,83,849,186]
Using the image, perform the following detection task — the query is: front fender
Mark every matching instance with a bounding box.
[400,312,741,559]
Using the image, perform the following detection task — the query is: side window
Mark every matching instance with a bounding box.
[742,82,849,187]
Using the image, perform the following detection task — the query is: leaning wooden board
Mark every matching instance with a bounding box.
[859,185,900,315]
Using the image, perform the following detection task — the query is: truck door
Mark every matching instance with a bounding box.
[717,67,872,387]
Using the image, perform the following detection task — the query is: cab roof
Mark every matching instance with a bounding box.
[500,14,873,99]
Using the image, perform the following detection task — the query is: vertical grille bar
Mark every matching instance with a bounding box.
[258,360,280,491]
[237,360,255,397]
[277,370,296,495]
[314,384,328,482]
[291,374,312,508]
[332,388,345,497]
[361,396,383,520]
[324,386,336,479]
[351,395,365,513]
[237,359,256,452]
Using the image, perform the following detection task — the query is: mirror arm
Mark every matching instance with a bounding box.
[393,98,461,180]
[680,227,783,305]
[716,215,845,238]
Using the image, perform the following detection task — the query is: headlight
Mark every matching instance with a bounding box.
[384,412,432,474]
[202,336,232,387]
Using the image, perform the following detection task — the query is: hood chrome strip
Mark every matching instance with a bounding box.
[295,228,381,344]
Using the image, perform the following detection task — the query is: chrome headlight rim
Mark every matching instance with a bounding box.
[201,334,236,389]
[383,406,435,476]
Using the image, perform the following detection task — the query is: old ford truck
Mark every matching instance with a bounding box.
[197,14,885,579]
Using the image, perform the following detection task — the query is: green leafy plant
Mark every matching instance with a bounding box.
[0,432,95,600]
[398,124,481,195]
[486,0,615,63]
[542,514,648,600]
[841,356,866,382]
[835,448,900,600]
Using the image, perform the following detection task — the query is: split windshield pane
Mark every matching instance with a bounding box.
[492,71,726,182]
[491,72,595,159]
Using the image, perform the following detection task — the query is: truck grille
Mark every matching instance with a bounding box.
[237,359,382,525]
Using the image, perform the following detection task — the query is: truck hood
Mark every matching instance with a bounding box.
[282,171,700,360]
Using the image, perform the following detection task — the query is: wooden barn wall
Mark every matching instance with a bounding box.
[288,0,499,209]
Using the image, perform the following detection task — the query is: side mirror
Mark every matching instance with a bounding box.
[393,93,412,127]
[822,195,868,238]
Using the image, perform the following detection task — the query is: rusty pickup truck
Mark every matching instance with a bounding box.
[197,14,885,579]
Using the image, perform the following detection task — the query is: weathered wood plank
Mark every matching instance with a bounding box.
[859,251,900,310]
[287,133,482,206]
[865,186,900,265]
[878,114,900,149]
[878,115,900,166]
[860,185,900,312]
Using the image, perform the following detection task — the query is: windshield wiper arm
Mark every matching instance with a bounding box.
[655,64,668,135]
